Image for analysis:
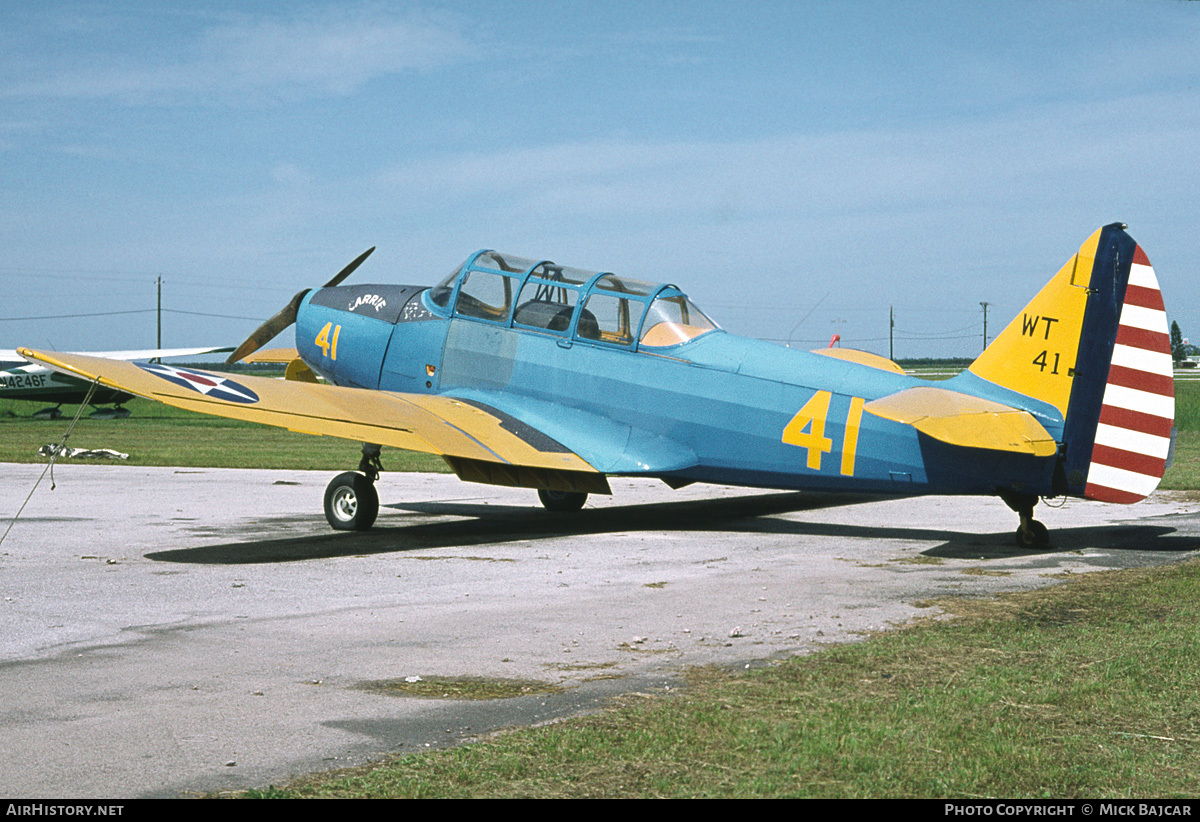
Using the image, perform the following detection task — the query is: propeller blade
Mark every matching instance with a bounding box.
[324,246,375,289]
[225,247,376,365]
[225,289,307,365]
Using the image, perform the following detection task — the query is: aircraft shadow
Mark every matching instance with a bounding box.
[145,490,1200,565]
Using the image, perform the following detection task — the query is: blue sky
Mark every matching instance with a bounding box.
[3,1,1198,358]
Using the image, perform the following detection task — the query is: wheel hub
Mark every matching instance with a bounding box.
[331,487,358,521]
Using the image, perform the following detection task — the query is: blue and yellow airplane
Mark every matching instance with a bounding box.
[19,224,1175,548]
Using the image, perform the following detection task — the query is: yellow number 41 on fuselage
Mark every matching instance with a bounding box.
[782,391,865,476]
[314,322,341,361]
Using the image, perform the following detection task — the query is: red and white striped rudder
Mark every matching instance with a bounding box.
[1084,245,1175,504]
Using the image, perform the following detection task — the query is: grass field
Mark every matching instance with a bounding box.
[0,397,449,472]
[4,379,1199,798]
[252,562,1200,798]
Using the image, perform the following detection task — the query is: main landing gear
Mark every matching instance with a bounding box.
[999,490,1051,550]
[323,444,383,531]
[320,445,593,530]
[537,489,588,512]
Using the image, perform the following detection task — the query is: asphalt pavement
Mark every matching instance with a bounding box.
[2,463,1198,797]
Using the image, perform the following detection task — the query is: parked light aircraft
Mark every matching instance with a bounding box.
[1,346,233,417]
[20,224,1175,548]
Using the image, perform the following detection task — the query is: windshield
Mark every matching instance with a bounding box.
[639,293,718,347]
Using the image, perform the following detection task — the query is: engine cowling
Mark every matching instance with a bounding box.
[296,284,428,389]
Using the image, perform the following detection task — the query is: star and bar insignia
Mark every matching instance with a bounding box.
[137,363,260,404]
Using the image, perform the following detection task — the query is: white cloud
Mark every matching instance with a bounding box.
[194,7,473,97]
[2,6,475,104]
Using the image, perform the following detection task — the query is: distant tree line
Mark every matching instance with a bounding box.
[1172,321,1199,366]
[895,357,973,369]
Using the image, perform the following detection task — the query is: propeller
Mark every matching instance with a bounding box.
[225,247,375,365]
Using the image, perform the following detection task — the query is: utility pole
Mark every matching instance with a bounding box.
[889,306,894,361]
[153,276,163,363]
[980,301,990,352]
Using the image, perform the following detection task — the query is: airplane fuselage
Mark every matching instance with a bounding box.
[0,362,132,406]
[293,281,1063,500]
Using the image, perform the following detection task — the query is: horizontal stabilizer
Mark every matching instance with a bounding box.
[810,348,906,374]
[864,386,1057,456]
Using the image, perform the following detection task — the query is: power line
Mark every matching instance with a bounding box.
[2,308,265,322]
[0,309,157,322]
[161,309,266,321]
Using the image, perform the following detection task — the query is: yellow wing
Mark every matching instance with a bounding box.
[241,347,300,364]
[864,386,1058,457]
[18,349,600,477]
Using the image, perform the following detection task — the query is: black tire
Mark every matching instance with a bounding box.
[324,471,379,531]
[1014,519,1050,549]
[537,489,587,512]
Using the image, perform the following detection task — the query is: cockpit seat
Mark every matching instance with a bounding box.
[514,300,600,339]
[514,300,572,330]
[640,322,710,348]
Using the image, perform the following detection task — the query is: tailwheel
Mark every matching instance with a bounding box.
[538,489,588,512]
[1000,490,1051,550]
[324,471,379,531]
[1014,518,1050,550]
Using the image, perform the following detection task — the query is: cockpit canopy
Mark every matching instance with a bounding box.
[427,251,719,349]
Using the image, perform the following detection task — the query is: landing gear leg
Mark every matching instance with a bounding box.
[999,490,1050,549]
[323,444,383,531]
[359,443,383,482]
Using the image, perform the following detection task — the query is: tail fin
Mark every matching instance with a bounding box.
[968,223,1174,503]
